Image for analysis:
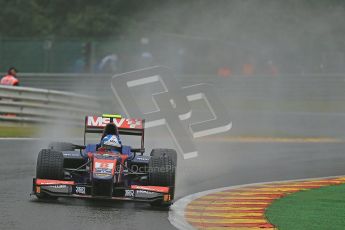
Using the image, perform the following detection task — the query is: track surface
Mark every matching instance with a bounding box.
[0,139,175,230]
[1,137,345,230]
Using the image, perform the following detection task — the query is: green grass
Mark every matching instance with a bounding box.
[0,126,39,137]
[0,125,86,138]
[266,184,345,230]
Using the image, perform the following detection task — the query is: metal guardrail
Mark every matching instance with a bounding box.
[1,72,345,136]
[2,72,345,124]
[9,72,345,101]
[0,85,101,125]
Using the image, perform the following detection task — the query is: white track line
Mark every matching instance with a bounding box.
[0,137,40,141]
[0,137,89,141]
[169,174,345,230]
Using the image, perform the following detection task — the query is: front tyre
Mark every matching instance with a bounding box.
[150,148,177,166]
[36,149,64,199]
[36,149,64,180]
[148,149,177,207]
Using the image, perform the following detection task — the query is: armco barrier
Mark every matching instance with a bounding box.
[10,72,345,101]
[0,85,101,125]
[1,72,345,136]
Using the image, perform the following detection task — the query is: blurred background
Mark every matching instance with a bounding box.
[1,0,345,137]
[1,0,344,75]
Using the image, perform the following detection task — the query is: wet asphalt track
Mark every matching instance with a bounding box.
[1,137,345,230]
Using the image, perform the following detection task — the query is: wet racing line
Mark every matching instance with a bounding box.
[0,139,176,230]
[1,137,345,230]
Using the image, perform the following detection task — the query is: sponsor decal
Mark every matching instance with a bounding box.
[125,189,135,197]
[94,161,114,174]
[95,162,114,170]
[36,179,74,185]
[94,173,111,178]
[42,184,70,194]
[46,185,67,189]
[86,116,143,129]
[131,185,169,193]
[95,168,112,174]
[136,190,155,195]
[135,156,150,161]
[135,190,160,199]
[76,186,86,195]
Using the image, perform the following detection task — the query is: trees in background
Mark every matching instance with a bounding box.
[0,0,344,40]
[1,0,345,74]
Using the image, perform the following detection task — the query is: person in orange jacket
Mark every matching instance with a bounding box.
[0,67,19,86]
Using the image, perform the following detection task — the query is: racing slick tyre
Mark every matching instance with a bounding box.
[148,149,177,207]
[36,149,64,199]
[48,142,76,151]
[150,148,177,167]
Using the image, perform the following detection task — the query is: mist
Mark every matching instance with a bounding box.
[32,0,345,196]
[110,0,345,196]
[115,0,345,74]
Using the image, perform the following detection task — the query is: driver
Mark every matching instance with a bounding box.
[83,121,134,159]
[98,123,122,152]
[101,123,119,140]
[100,134,122,153]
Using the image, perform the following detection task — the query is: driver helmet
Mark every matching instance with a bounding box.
[101,135,122,151]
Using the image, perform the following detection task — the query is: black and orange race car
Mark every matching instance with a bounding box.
[31,114,177,207]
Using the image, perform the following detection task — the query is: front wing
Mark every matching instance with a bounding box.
[32,178,172,203]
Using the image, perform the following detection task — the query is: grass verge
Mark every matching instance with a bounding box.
[0,126,39,137]
[266,184,345,230]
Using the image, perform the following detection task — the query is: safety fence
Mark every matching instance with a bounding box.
[13,72,345,101]
[1,72,345,137]
[0,85,101,125]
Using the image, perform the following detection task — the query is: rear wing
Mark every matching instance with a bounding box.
[84,116,145,148]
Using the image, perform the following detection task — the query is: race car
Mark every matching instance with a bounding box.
[32,114,177,207]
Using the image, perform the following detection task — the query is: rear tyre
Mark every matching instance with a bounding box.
[48,142,76,151]
[36,149,64,199]
[148,149,177,207]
